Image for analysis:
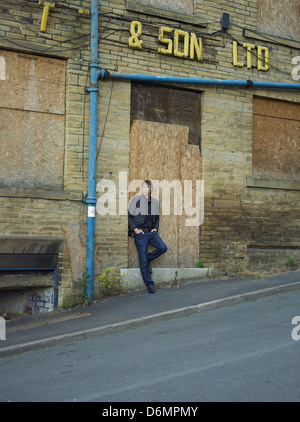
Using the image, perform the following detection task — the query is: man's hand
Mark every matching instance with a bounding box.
[134,228,144,235]
[151,228,157,232]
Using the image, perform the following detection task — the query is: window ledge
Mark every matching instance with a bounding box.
[246,177,300,191]
[0,186,83,201]
[243,28,300,50]
[126,0,206,27]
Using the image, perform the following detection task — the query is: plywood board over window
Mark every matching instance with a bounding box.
[138,0,194,16]
[252,97,300,182]
[258,0,300,41]
[129,84,202,268]
[0,50,65,190]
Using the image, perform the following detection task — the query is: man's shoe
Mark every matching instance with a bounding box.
[147,260,152,274]
[147,284,155,294]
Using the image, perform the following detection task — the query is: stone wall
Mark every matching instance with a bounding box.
[0,0,90,308]
[0,0,299,310]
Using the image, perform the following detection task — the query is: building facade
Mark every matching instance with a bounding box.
[0,0,299,314]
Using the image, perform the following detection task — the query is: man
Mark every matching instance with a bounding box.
[128,180,167,293]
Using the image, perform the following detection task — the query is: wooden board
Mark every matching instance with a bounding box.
[128,120,202,268]
[179,144,202,267]
[257,0,300,41]
[0,49,65,114]
[253,97,300,182]
[0,50,66,189]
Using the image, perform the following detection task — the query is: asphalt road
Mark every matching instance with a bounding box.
[1,289,300,402]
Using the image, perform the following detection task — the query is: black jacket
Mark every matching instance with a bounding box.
[128,195,160,237]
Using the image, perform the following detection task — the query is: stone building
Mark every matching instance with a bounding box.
[0,0,299,315]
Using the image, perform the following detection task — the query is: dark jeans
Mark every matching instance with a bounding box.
[134,231,167,286]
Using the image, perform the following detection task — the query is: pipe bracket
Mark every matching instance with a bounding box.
[85,86,99,93]
[83,196,96,205]
[99,68,111,80]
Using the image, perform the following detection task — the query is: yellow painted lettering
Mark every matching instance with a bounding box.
[174,29,189,59]
[158,26,173,55]
[232,41,243,67]
[128,21,143,50]
[190,33,202,61]
[39,1,55,33]
[257,46,269,71]
[243,43,255,69]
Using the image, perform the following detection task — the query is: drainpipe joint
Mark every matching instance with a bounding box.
[83,196,97,205]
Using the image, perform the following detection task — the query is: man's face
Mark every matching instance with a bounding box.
[142,183,151,198]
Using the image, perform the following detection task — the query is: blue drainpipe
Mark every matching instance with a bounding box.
[83,0,99,302]
[99,70,300,89]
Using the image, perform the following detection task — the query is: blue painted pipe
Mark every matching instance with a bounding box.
[99,70,300,89]
[85,0,99,302]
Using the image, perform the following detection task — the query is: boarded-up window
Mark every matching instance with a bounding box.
[138,0,193,16]
[129,84,202,268]
[252,97,300,182]
[0,50,65,190]
[131,83,201,147]
[257,0,300,41]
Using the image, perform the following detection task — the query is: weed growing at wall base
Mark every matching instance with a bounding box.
[73,269,91,307]
[98,268,131,298]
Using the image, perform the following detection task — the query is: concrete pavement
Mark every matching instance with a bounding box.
[1,269,300,358]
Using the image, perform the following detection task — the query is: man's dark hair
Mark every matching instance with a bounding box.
[143,180,152,190]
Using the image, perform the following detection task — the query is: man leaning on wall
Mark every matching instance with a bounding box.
[128,180,168,293]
